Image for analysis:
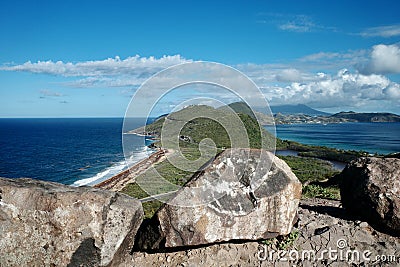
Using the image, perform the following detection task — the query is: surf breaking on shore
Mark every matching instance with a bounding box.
[93,148,170,191]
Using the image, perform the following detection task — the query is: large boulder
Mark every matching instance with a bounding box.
[0,178,143,266]
[340,157,400,236]
[136,148,302,249]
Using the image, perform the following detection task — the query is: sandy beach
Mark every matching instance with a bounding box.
[94,148,169,192]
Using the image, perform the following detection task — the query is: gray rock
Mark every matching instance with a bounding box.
[340,157,400,236]
[0,178,143,266]
[136,148,302,249]
[125,198,400,267]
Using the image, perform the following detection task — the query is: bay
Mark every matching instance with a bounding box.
[272,122,400,155]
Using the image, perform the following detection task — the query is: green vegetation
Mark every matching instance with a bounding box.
[286,157,341,200]
[218,101,257,119]
[121,183,163,219]
[261,229,300,250]
[218,101,275,125]
[277,230,300,250]
[146,105,279,151]
[277,155,341,200]
[281,140,368,163]
[142,117,165,135]
[277,155,339,183]
[121,157,196,219]
[302,184,340,200]
[121,182,149,199]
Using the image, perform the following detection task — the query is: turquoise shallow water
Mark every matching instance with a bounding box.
[271,122,400,155]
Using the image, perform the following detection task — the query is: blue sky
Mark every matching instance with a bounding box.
[1,0,400,117]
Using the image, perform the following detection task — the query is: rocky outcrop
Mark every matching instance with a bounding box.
[0,178,143,266]
[340,157,400,236]
[136,148,302,249]
[124,199,400,266]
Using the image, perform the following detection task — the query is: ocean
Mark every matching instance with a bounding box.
[0,119,398,185]
[0,118,152,186]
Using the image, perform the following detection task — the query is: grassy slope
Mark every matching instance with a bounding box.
[278,155,341,200]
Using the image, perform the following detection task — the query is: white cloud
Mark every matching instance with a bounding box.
[299,44,400,76]
[300,52,341,61]
[299,50,369,72]
[383,83,400,99]
[40,89,63,97]
[279,22,311,32]
[258,13,338,34]
[278,15,315,32]
[257,13,319,33]
[259,69,399,110]
[1,55,190,89]
[1,49,399,113]
[360,25,400,38]
[1,55,189,77]
[232,46,400,111]
[240,47,400,113]
[360,44,400,74]
[275,68,302,82]
[236,64,319,84]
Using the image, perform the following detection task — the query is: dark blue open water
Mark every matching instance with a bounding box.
[0,119,398,185]
[0,118,151,185]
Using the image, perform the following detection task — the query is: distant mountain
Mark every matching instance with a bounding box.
[269,104,331,116]
[331,111,400,122]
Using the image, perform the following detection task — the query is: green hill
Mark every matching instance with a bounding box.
[218,101,257,119]
[218,101,274,125]
[142,104,283,150]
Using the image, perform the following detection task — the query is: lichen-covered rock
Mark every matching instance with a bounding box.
[126,199,400,267]
[340,157,400,236]
[0,178,143,266]
[136,148,302,249]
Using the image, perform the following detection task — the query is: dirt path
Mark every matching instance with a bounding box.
[94,149,171,192]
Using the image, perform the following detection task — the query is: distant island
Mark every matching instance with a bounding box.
[331,111,400,122]
[225,102,400,125]
[274,111,400,124]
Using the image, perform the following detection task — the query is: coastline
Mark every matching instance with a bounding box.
[94,148,169,191]
[93,122,398,192]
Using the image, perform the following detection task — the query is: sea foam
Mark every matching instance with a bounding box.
[72,146,152,187]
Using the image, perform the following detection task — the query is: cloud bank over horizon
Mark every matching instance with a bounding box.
[1,44,400,113]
